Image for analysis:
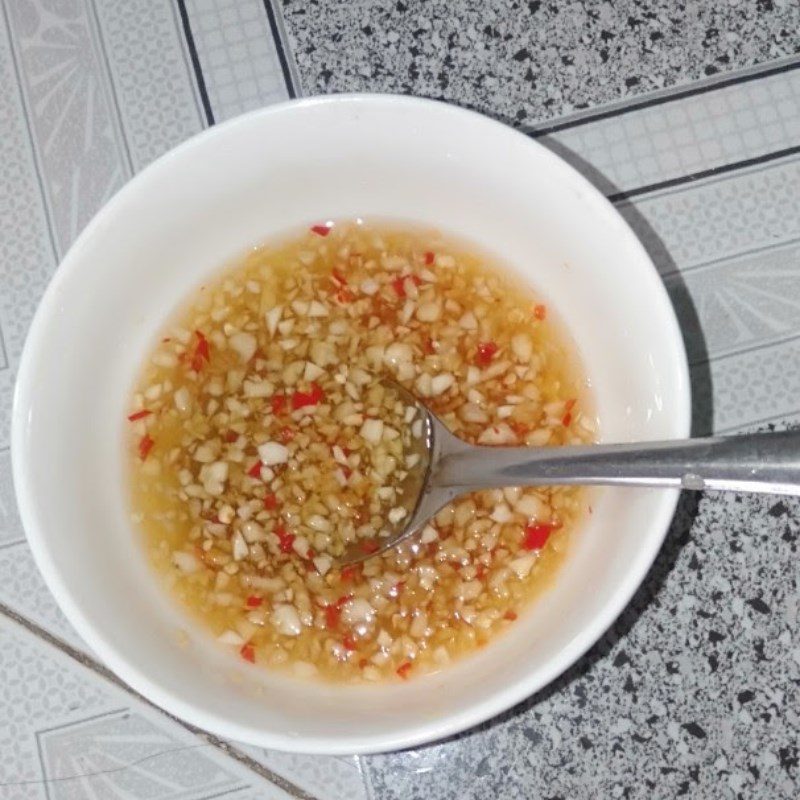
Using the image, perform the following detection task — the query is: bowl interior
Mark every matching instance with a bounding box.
[13,96,689,753]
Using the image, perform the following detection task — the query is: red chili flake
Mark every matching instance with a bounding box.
[271,394,286,415]
[224,430,239,443]
[523,522,558,551]
[423,336,437,355]
[396,662,412,680]
[561,412,572,427]
[325,605,341,630]
[336,287,355,303]
[336,594,353,607]
[511,421,530,439]
[533,304,547,321]
[475,341,498,367]
[343,635,358,651]
[263,493,278,511]
[566,398,577,411]
[247,460,263,478]
[291,382,325,410]
[424,251,435,265]
[361,538,379,554]
[190,331,211,372]
[240,643,255,663]
[476,564,486,580]
[504,610,518,621]
[275,525,295,554]
[279,426,295,444]
[391,274,422,298]
[127,409,152,422]
[245,596,263,608]
[340,565,359,583]
[311,224,331,237]
[394,581,406,595]
[359,658,368,669]
[138,434,154,460]
[331,268,348,285]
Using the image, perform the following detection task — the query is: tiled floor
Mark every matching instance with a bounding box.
[1,2,799,798]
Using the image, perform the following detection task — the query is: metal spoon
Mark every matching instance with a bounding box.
[338,380,800,565]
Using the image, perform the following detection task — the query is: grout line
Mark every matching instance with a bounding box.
[658,235,800,282]
[529,55,800,137]
[175,0,215,125]
[262,0,299,98]
[0,600,317,800]
[607,144,800,203]
[716,412,799,436]
[167,0,208,129]
[615,149,800,206]
[690,330,800,367]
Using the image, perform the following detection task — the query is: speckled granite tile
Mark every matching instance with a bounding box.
[363,486,800,799]
[281,0,800,126]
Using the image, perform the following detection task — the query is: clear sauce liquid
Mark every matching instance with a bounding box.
[128,221,595,682]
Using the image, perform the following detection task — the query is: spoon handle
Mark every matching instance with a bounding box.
[434,430,800,496]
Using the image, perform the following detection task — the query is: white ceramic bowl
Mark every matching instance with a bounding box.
[13,95,690,754]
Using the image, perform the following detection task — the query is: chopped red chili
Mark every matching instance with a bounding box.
[245,595,263,608]
[391,274,422,298]
[340,565,359,583]
[224,430,239,443]
[263,492,278,510]
[424,251,435,265]
[291,382,325,410]
[247,460,263,478]
[561,412,572,427]
[127,409,152,422]
[325,605,341,630]
[533,304,547,320]
[423,336,437,354]
[138,434,154,460]
[361,538,379,554]
[336,287,355,303]
[279,426,295,444]
[475,341,498,367]
[504,610,518,621]
[396,661,412,679]
[523,522,558,551]
[271,394,286,415]
[190,330,210,372]
[275,525,295,554]
[331,267,348,285]
[240,643,255,663]
[343,634,358,651]
[311,224,331,237]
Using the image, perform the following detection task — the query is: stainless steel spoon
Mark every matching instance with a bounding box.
[338,380,800,565]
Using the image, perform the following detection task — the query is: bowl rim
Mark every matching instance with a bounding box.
[12,92,692,754]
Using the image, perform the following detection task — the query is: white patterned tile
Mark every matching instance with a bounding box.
[617,157,800,274]
[183,0,292,121]
[0,2,58,450]
[4,0,131,254]
[547,67,800,193]
[92,0,205,170]
[0,616,295,800]
[665,239,800,363]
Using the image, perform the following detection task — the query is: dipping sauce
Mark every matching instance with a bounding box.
[128,221,595,682]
